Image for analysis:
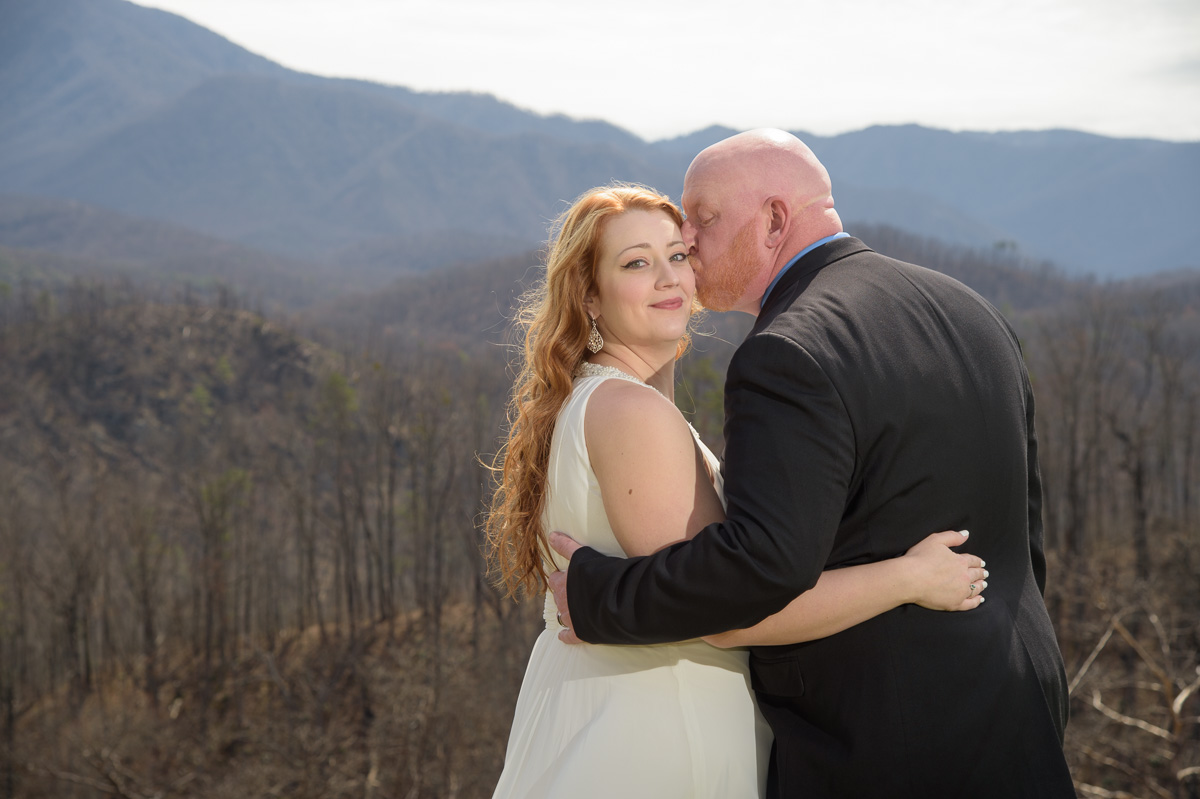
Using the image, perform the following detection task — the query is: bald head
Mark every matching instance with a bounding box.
[679,129,843,314]
[685,129,841,240]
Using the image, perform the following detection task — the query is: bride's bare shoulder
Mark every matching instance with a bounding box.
[583,378,687,442]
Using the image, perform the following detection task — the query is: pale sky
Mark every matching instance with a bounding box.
[133,0,1200,142]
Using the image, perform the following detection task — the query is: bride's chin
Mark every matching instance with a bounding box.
[656,326,688,344]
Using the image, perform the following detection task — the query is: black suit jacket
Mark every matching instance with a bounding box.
[567,238,1074,798]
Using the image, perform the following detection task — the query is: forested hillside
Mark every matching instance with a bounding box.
[1,229,1197,798]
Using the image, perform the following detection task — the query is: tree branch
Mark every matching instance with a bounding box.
[1172,667,1200,718]
[1112,617,1174,712]
[1070,619,1116,695]
[1091,689,1174,741]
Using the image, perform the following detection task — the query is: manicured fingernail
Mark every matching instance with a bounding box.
[983,569,989,579]
[979,596,985,603]
[959,530,969,537]
[980,560,986,568]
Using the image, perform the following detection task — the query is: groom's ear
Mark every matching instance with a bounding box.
[763,197,788,248]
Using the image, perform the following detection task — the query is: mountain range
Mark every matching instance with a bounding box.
[1,0,1198,285]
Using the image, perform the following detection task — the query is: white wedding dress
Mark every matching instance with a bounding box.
[492,364,772,799]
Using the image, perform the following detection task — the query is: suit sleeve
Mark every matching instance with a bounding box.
[566,331,857,645]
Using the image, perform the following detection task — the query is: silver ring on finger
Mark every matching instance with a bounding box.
[557,611,567,629]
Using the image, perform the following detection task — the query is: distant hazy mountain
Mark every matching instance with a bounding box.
[31,73,679,255]
[0,194,334,308]
[0,0,677,267]
[1,0,1197,281]
[806,126,1200,278]
[0,0,288,179]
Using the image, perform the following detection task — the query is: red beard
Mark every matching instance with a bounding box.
[693,220,760,312]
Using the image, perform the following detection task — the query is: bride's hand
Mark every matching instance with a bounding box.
[547,531,584,644]
[902,530,989,611]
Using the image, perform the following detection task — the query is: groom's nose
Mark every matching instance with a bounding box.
[681,218,698,250]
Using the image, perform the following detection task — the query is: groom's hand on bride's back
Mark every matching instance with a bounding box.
[547,531,584,644]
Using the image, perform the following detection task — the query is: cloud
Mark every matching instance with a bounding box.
[1153,57,1200,81]
[130,0,1200,141]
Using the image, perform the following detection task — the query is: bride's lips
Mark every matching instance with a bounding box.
[651,297,685,310]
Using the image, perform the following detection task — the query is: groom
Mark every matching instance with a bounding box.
[548,130,1074,797]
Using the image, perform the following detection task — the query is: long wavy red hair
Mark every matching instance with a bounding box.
[485,183,692,598]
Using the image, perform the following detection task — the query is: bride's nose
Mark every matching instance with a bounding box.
[655,258,680,287]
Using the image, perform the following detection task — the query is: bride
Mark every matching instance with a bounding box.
[484,184,986,798]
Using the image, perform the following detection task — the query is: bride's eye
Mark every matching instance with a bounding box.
[622,257,648,270]
[670,252,689,262]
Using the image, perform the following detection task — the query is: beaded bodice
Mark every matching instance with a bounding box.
[574,361,667,400]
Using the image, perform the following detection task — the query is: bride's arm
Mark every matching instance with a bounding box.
[703,530,988,648]
[584,380,725,557]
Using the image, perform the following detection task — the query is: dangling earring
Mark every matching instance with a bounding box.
[587,316,604,354]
